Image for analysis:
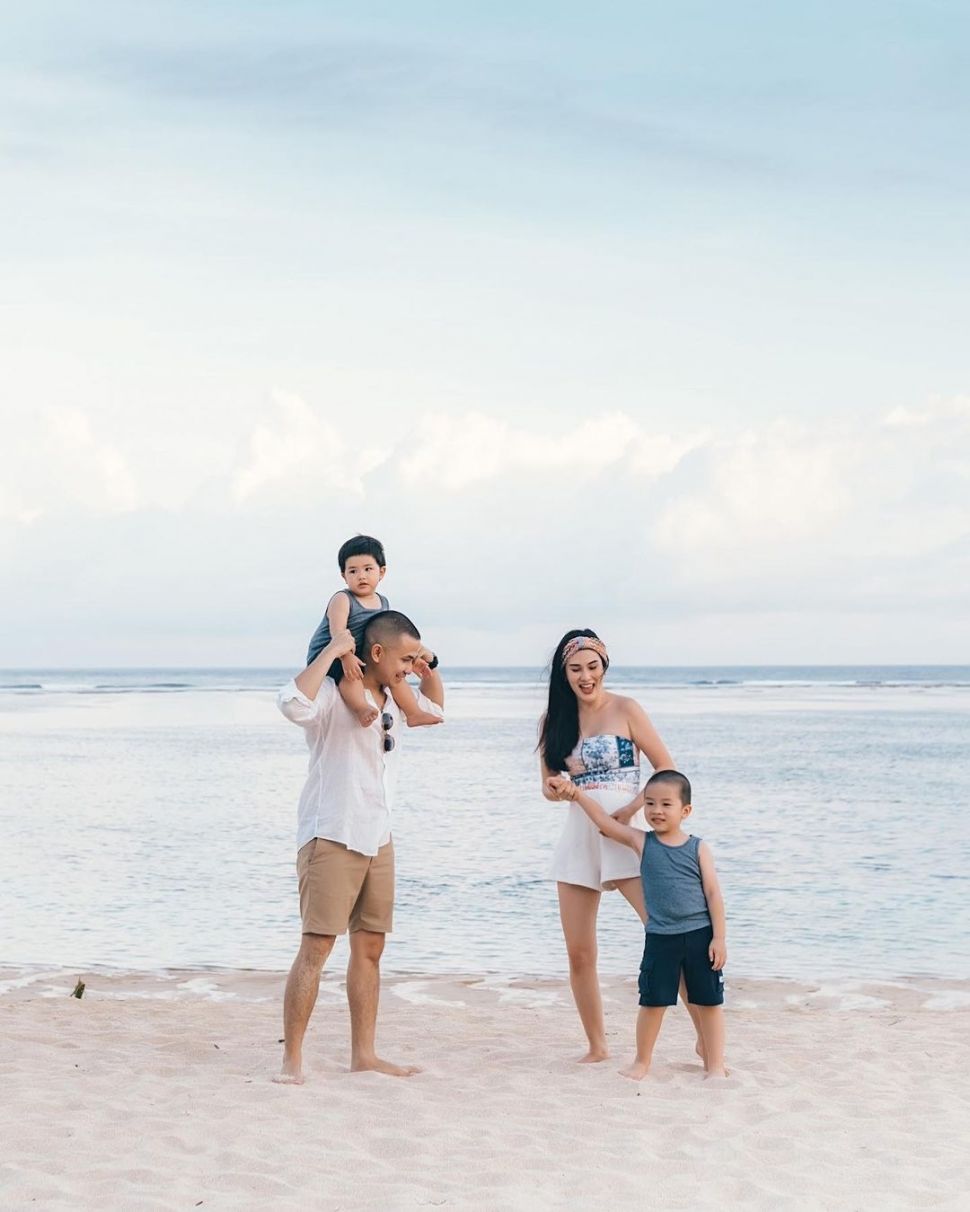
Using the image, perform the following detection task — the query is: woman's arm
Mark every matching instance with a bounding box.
[698,842,727,970]
[625,698,674,771]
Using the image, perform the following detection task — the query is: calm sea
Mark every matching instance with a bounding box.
[2,667,968,982]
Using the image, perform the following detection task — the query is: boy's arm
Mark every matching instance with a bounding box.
[563,785,645,855]
[698,842,727,970]
[325,593,365,681]
[326,591,351,631]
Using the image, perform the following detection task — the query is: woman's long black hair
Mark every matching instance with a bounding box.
[538,628,609,772]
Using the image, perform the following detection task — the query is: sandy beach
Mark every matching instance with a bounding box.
[2,967,967,1210]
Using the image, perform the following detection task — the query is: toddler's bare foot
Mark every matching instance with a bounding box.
[619,1060,651,1081]
[351,1055,423,1077]
[576,1047,610,1064]
[404,709,443,728]
[355,704,380,727]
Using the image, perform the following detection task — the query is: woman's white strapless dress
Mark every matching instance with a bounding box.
[547,734,646,891]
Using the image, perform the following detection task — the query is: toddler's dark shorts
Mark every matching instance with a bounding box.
[638,924,725,1007]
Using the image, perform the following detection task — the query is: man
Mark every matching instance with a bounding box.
[274,610,444,1083]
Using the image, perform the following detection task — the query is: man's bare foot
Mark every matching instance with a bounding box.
[355,705,380,727]
[619,1060,651,1081]
[351,1056,423,1077]
[404,710,444,728]
[576,1047,610,1063]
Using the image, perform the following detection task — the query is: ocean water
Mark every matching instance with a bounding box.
[2,666,968,982]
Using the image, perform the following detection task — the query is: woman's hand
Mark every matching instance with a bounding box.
[545,775,576,801]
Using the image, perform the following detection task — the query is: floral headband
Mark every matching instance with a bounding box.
[561,636,609,666]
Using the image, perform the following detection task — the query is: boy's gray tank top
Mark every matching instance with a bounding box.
[306,590,390,665]
[640,833,711,935]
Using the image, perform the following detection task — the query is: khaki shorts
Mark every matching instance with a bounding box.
[296,837,394,936]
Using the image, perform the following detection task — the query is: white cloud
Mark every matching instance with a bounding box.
[652,423,853,554]
[0,407,139,522]
[398,409,706,490]
[231,391,389,504]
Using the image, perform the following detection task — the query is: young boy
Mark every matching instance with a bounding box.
[552,769,728,1080]
[305,534,442,729]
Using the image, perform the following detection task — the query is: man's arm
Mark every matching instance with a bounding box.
[698,842,727,970]
[294,629,356,701]
[412,651,444,711]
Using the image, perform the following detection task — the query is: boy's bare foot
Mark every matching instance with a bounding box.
[273,1055,305,1085]
[619,1060,651,1081]
[404,710,444,728]
[576,1047,610,1064]
[355,704,380,727]
[350,1056,423,1077]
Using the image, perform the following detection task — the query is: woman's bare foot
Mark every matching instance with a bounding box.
[404,709,444,728]
[619,1060,651,1081]
[703,1065,730,1080]
[351,1056,423,1077]
[355,704,380,727]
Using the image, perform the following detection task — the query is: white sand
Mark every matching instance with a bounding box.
[1,967,968,1210]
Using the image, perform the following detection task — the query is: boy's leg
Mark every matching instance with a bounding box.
[338,675,380,727]
[692,1005,727,1078]
[619,1007,666,1080]
[388,678,443,727]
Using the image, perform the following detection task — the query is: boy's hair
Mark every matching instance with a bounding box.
[338,534,386,572]
[644,769,692,805]
[359,610,420,661]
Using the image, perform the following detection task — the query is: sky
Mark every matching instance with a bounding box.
[2,1,969,666]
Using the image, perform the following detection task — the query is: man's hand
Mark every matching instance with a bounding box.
[329,628,356,659]
[709,937,727,971]
[341,652,365,681]
[412,656,431,679]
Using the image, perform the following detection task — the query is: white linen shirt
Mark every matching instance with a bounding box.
[278,677,443,856]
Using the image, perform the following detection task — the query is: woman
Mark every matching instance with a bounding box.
[539,628,702,1062]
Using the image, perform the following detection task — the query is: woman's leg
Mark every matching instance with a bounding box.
[557,881,608,1062]
[614,877,706,1063]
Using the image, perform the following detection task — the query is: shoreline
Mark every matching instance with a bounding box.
[4,963,970,1011]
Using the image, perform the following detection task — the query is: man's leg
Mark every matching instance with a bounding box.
[276,932,335,1084]
[347,929,421,1077]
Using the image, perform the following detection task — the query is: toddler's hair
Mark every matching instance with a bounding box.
[644,769,692,805]
[338,534,386,571]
